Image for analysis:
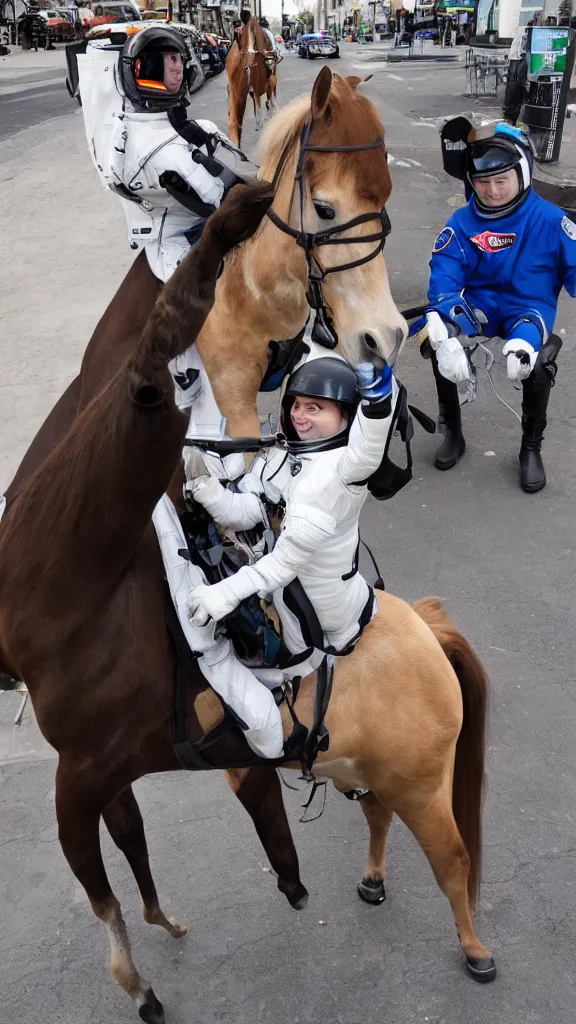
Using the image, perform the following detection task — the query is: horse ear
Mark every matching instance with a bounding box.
[240,8,250,24]
[346,74,374,90]
[311,66,332,122]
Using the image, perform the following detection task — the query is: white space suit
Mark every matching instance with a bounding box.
[76,40,249,283]
[188,362,398,655]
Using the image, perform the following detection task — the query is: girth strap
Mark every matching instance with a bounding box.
[302,655,334,776]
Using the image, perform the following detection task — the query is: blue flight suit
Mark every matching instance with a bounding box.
[428,189,576,349]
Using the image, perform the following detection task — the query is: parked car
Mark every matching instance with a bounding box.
[18,7,75,47]
[298,31,339,60]
[91,0,142,25]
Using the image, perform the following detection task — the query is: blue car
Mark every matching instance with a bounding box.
[298,32,339,59]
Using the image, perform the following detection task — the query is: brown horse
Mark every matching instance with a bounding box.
[226,9,278,147]
[6,67,406,505]
[0,192,495,1024]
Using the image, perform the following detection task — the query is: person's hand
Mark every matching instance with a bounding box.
[187,580,238,627]
[502,339,537,382]
[209,180,275,252]
[183,448,208,484]
[426,310,450,350]
[436,336,471,384]
[355,362,392,402]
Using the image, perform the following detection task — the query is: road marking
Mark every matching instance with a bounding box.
[0,79,63,97]
[387,73,403,81]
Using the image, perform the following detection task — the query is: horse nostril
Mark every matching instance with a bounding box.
[364,333,378,352]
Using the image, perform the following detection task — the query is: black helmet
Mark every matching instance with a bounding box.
[260,16,269,28]
[120,27,189,112]
[280,353,359,454]
[466,125,533,218]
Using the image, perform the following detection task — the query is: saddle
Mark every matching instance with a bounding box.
[166,501,383,776]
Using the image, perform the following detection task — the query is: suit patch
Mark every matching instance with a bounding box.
[470,231,516,253]
[561,215,576,240]
[433,227,455,254]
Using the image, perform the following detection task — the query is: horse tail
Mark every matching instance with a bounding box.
[413,597,488,910]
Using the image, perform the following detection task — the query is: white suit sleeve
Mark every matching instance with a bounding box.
[337,383,397,487]
[188,504,338,621]
[153,138,224,208]
[191,476,265,531]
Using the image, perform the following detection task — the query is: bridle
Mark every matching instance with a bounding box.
[267,119,392,350]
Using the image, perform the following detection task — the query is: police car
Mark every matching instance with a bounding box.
[298,31,339,59]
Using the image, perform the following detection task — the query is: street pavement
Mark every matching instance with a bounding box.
[1,42,576,1024]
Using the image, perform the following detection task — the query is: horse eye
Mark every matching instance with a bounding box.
[313,201,335,221]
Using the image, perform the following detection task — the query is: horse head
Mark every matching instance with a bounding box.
[261,67,407,371]
[238,10,270,69]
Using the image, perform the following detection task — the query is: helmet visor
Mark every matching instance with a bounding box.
[134,50,183,95]
[469,140,519,178]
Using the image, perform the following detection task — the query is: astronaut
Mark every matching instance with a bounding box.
[187,345,402,658]
[77,26,254,284]
[426,121,576,493]
[76,25,256,412]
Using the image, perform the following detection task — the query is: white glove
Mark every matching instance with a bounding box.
[183,448,209,485]
[426,310,450,350]
[436,336,471,384]
[502,339,537,382]
[188,579,243,626]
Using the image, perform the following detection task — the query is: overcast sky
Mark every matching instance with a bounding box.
[261,0,299,20]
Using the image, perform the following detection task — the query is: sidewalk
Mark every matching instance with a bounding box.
[531,118,576,219]
[352,38,576,218]
[0,44,66,77]
[352,37,461,63]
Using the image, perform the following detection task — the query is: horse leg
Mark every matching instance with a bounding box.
[225,768,309,910]
[228,79,248,148]
[56,762,165,1024]
[103,785,187,939]
[356,794,393,905]
[396,790,496,981]
[253,91,263,132]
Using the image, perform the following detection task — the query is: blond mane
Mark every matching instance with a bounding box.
[257,77,388,203]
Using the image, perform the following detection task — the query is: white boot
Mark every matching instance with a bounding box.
[199,637,284,759]
[152,495,284,760]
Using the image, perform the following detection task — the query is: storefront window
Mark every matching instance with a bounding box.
[476,0,499,34]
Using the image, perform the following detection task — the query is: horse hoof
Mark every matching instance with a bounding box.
[138,989,165,1024]
[278,879,309,910]
[465,955,497,983]
[357,878,386,905]
[168,918,187,939]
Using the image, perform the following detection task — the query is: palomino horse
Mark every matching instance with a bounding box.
[226,9,278,147]
[0,185,495,1024]
[6,67,406,504]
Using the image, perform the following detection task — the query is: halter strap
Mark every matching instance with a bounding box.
[304,137,384,154]
[265,119,391,350]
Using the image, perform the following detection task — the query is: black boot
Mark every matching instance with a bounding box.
[431,351,465,470]
[519,366,552,493]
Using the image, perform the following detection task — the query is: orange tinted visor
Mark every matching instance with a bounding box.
[135,78,168,91]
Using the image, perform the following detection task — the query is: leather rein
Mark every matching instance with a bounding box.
[266,119,392,349]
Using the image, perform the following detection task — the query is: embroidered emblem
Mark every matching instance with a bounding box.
[561,215,576,240]
[433,227,455,254]
[470,231,516,253]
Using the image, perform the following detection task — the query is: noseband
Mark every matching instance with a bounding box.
[267,120,392,349]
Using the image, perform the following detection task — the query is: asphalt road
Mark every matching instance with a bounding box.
[1,43,575,1024]
[0,52,72,143]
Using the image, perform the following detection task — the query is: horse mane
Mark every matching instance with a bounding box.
[257,77,389,205]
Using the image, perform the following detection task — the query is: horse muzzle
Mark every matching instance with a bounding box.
[358,323,407,371]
